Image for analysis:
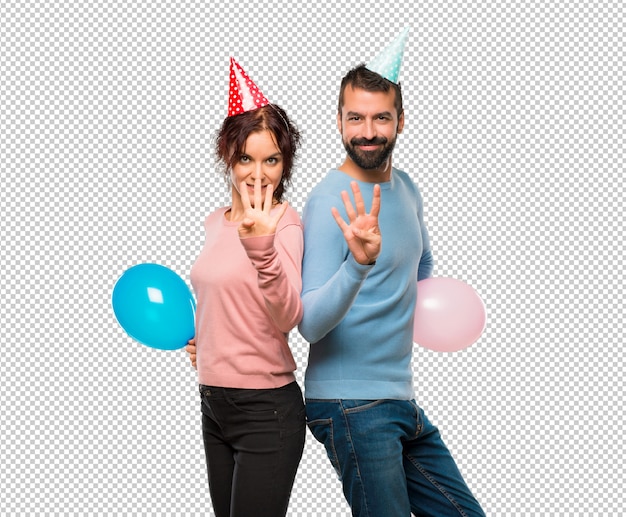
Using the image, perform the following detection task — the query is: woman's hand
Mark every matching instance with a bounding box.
[185,338,197,370]
[238,178,288,238]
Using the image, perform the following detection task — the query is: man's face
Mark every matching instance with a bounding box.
[338,86,404,171]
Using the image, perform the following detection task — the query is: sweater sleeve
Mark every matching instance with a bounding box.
[239,222,304,333]
[415,183,434,280]
[298,193,374,344]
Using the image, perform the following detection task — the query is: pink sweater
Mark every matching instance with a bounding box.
[190,206,303,389]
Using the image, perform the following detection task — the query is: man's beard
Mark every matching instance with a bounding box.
[343,135,397,170]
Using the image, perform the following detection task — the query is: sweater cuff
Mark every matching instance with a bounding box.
[344,254,376,279]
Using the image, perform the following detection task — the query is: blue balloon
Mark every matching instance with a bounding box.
[112,263,196,350]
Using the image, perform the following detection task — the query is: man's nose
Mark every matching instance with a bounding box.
[362,120,376,140]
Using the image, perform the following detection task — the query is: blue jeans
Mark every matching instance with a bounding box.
[200,382,306,517]
[306,399,485,517]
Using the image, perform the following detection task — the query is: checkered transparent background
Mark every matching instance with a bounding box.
[1,1,624,515]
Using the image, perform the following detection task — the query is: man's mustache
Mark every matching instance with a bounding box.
[350,137,388,146]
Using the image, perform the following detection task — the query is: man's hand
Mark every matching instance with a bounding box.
[332,182,381,265]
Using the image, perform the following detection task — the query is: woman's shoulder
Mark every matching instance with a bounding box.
[277,204,303,230]
[203,206,229,225]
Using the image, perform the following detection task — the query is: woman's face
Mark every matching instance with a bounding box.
[230,129,284,207]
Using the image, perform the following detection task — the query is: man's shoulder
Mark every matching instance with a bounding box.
[391,167,415,184]
[306,170,347,202]
[392,167,422,196]
[277,204,303,230]
[312,169,349,189]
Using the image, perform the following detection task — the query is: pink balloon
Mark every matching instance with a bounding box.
[414,277,486,352]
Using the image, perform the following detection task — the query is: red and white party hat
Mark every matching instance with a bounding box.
[228,57,270,117]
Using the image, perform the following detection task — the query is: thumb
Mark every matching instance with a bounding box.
[240,218,255,229]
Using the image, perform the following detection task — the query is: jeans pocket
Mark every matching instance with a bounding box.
[224,389,278,415]
[200,394,216,420]
[277,391,306,438]
[342,399,384,414]
[409,400,424,437]
[307,418,341,479]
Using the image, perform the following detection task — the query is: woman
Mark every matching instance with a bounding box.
[188,58,305,517]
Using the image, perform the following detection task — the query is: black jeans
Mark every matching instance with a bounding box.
[199,381,306,517]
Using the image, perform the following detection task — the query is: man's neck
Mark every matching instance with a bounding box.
[337,156,392,183]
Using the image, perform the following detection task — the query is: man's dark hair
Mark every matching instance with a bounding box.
[338,64,403,117]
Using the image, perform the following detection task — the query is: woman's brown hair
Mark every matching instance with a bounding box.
[215,104,301,202]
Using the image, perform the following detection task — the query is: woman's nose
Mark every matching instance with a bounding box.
[251,163,264,180]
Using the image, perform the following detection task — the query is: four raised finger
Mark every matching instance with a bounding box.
[369,184,381,218]
[341,190,356,221]
[263,182,274,213]
[331,207,350,233]
[253,177,263,211]
[350,181,367,216]
[240,180,252,210]
[339,182,381,221]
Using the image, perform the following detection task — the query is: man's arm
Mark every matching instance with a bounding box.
[416,185,434,280]
[298,183,380,344]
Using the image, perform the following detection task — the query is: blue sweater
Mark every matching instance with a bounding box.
[299,168,433,400]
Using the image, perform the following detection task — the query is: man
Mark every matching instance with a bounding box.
[298,30,485,517]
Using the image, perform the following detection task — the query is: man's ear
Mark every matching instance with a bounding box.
[337,112,343,133]
[397,111,405,134]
